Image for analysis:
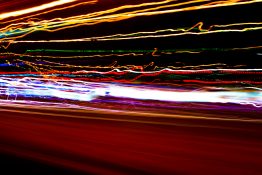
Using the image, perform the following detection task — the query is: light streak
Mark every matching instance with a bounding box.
[0,2,261,174]
[5,22,262,43]
[0,0,261,111]
[0,77,261,107]
[0,1,98,25]
[0,0,78,20]
[1,0,261,41]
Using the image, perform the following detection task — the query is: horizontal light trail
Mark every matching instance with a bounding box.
[0,0,78,20]
[0,77,261,107]
[1,0,261,41]
[4,22,261,43]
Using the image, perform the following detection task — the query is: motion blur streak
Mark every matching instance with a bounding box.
[1,77,262,107]
[0,0,78,20]
[1,0,261,41]
[0,105,262,174]
[6,22,262,43]
[0,0,262,174]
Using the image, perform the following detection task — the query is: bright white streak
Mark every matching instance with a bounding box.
[0,0,77,20]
